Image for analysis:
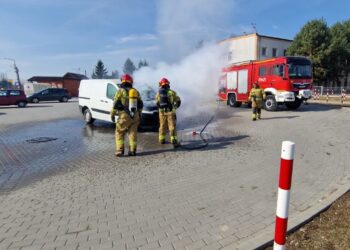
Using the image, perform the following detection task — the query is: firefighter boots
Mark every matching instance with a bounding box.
[115,150,124,157]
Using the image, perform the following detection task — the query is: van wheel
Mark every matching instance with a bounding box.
[228,94,242,107]
[83,109,95,124]
[18,101,27,108]
[32,98,39,103]
[264,96,277,111]
[61,96,68,102]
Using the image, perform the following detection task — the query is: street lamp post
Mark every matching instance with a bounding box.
[4,58,22,90]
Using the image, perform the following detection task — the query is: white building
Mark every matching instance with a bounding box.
[219,33,292,64]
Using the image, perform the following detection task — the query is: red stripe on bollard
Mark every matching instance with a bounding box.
[274,216,288,245]
[274,141,295,250]
[279,159,293,190]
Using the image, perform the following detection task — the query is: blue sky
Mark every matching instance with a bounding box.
[0,0,349,81]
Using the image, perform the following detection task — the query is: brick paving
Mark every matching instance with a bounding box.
[0,102,349,249]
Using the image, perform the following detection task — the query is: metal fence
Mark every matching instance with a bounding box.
[312,86,350,96]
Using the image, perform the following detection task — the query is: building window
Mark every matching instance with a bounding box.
[283,49,287,56]
[261,47,267,56]
[272,48,278,57]
[259,67,267,76]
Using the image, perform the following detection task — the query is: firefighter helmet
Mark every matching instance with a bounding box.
[159,78,170,87]
[121,74,133,84]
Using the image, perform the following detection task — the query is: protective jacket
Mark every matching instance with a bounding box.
[112,85,143,117]
[156,87,181,113]
[249,87,265,108]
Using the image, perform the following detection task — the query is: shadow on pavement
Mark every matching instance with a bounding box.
[29,100,77,104]
[261,115,299,120]
[137,135,249,156]
[0,112,6,115]
[293,103,342,112]
[0,105,53,109]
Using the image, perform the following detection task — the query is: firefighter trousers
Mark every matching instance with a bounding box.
[252,100,263,120]
[115,111,140,154]
[159,111,177,143]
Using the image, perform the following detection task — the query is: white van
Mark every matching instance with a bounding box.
[78,79,159,128]
[78,79,119,124]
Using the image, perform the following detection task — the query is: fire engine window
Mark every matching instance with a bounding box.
[261,47,267,56]
[259,67,267,76]
[267,66,273,75]
[272,48,278,57]
[273,65,284,77]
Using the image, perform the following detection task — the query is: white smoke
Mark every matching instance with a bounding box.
[133,0,233,119]
[134,44,226,117]
[155,0,234,62]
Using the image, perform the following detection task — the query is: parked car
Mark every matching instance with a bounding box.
[0,89,27,107]
[27,88,71,103]
[78,79,159,129]
[138,84,159,129]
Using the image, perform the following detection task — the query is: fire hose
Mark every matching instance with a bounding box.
[178,114,215,150]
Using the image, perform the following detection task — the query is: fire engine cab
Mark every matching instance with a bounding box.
[218,56,313,111]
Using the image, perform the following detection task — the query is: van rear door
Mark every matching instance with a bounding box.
[90,82,118,122]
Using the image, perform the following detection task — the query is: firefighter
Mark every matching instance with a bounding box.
[249,82,266,121]
[156,78,181,147]
[111,74,143,157]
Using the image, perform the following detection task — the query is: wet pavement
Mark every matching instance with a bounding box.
[0,106,223,193]
[0,102,349,250]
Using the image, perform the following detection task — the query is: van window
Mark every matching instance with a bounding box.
[259,67,267,76]
[41,89,49,95]
[106,83,117,100]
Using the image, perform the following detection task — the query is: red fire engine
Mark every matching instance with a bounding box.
[218,56,313,111]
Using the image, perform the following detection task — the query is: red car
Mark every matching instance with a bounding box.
[0,89,27,107]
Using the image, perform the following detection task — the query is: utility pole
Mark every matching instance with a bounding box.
[4,58,22,90]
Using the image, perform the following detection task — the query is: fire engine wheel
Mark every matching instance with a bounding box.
[264,96,277,111]
[83,109,95,124]
[285,98,303,110]
[228,94,242,107]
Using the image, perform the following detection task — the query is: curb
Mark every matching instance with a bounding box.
[227,177,350,250]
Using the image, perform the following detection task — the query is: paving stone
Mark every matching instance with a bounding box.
[0,103,349,250]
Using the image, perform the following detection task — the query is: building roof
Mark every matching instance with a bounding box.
[63,72,89,80]
[27,76,63,82]
[28,72,88,82]
[219,33,293,44]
